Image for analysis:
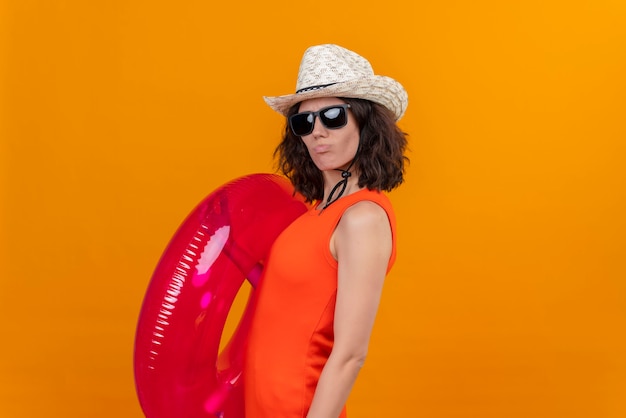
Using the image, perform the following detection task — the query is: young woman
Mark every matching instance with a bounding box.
[245,44,409,418]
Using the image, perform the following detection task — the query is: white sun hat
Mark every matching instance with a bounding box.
[264,44,408,121]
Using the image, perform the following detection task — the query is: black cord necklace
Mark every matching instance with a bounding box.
[321,158,356,210]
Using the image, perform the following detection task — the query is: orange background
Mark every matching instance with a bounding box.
[2,1,625,417]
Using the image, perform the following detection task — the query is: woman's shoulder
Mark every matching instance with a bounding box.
[347,189,394,213]
[340,198,392,230]
[339,189,396,231]
[334,190,397,269]
[327,188,395,231]
[334,197,394,262]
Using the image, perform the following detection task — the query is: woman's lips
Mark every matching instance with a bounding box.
[313,144,330,153]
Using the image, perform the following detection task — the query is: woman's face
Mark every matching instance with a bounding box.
[296,97,360,172]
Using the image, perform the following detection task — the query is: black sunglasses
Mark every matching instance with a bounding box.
[289,104,351,136]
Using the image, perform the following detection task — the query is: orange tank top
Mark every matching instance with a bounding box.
[244,188,397,418]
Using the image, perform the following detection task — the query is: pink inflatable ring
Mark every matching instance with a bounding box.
[134,174,308,417]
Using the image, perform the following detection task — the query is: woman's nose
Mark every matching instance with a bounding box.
[310,115,327,137]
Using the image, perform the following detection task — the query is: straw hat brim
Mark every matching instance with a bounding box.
[263,75,408,121]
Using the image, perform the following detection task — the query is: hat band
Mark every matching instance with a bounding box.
[296,82,337,94]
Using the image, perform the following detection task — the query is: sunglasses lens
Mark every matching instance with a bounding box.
[320,106,347,129]
[290,113,314,136]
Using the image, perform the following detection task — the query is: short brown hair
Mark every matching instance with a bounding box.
[274,98,409,202]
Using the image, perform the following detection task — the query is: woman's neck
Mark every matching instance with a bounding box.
[320,169,362,208]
